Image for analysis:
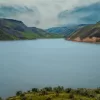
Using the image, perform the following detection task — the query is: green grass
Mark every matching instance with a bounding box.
[6,92,97,100]
[21,32,40,39]
[0,30,64,40]
[5,87,100,100]
[21,32,64,39]
[0,29,18,40]
[68,22,100,40]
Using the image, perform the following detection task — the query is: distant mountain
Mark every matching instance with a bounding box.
[67,22,100,43]
[58,2,100,25]
[46,24,87,37]
[0,18,63,40]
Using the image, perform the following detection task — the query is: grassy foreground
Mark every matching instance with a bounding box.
[2,86,100,100]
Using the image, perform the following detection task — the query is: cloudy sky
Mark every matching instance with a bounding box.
[0,0,100,28]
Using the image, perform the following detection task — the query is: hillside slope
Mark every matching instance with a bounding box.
[68,22,100,43]
[46,24,87,37]
[0,18,64,40]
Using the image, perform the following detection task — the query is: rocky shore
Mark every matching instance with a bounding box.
[68,37,100,43]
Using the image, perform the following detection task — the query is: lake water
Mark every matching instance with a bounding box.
[0,39,100,98]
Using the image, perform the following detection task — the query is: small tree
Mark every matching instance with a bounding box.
[53,87,60,97]
[69,93,74,99]
[16,91,23,96]
[53,86,64,93]
[0,97,2,100]
[27,90,30,93]
[95,88,100,94]
[20,93,26,100]
[32,88,38,93]
[65,88,72,93]
[43,87,52,92]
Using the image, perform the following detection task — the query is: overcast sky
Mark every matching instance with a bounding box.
[0,0,100,28]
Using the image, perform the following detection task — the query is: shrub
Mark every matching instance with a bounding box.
[43,87,52,92]
[69,93,74,99]
[46,97,52,100]
[95,88,100,94]
[32,88,38,93]
[39,89,48,96]
[20,93,25,97]
[0,97,2,100]
[21,96,27,100]
[87,90,96,98]
[76,88,88,96]
[27,90,31,93]
[16,91,23,96]
[75,88,96,98]
[53,86,64,93]
[53,87,60,97]
[65,88,72,93]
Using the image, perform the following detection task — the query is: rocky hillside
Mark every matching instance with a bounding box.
[0,18,64,40]
[67,22,100,43]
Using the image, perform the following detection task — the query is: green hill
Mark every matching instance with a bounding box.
[67,22,100,43]
[4,87,100,100]
[0,18,64,40]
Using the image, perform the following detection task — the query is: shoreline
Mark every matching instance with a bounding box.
[0,38,64,42]
[66,38,100,44]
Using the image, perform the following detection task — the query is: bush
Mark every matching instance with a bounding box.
[65,88,72,93]
[32,88,38,93]
[16,91,23,96]
[75,88,96,98]
[87,90,96,98]
[46,97,52,100]
[0,97,2,100]
[20,93,25,97]
[53,86,64,93]
[95,88,100,94]
[27,90,31,93]
[43,87,52,92]
[39,89,48,96]
[21,96,27,100]
[53,88,60,97]
[69,93,74,99]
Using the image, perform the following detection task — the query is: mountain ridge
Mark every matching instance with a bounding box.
[0,18,64,40]
[46,24,88,37]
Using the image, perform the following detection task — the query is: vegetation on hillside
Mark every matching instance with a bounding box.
[67,22,100,43]
[3,86,100,100]
[0,18,64,40]
[46,24,87,37]
[0,29,18,40]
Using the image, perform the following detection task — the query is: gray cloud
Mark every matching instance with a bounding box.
[0,0,100,28]
[0,5,41,26]
[58,2,100,25]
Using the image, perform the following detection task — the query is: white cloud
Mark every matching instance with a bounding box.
[0,0,100,28]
